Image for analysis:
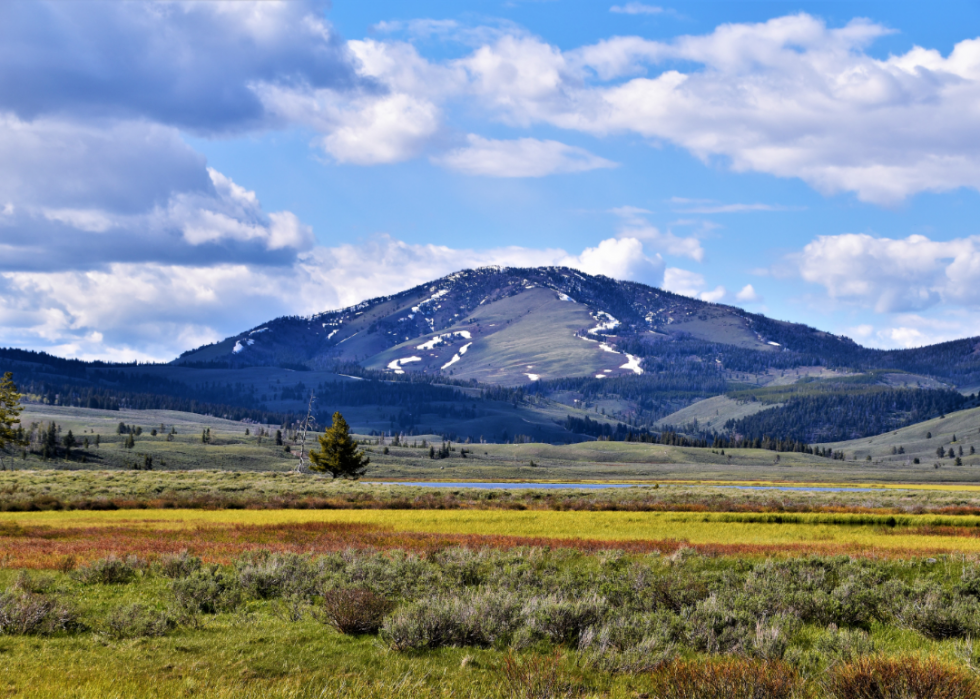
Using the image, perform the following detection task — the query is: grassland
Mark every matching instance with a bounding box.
[16,403,980,485]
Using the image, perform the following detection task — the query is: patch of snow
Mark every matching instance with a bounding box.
[595,374,606,379]
[416,330,473,351]
[603,369,611,373]
[249,327,269,335]
[526,373,540,381]
[441,343,472,370]
[247,339,255,346]
[526,365,533,369]
[387,356,422,375]
[558,293,575,302]
[598,342,620,354]
[620,353,644,375]
[232,341,244,354]
[767,341,781,346]
[327,329,338,340]
[588,311,620,335]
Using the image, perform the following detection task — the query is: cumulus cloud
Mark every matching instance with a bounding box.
[1,235,665,361]
[429,14,980,202]
[611,206,704,260]
[0,0,357,133]
[662,268,725,302]
[735,284,762,303]
[794,233,980,313]
[434,135,617,177]
[0,115,313,272]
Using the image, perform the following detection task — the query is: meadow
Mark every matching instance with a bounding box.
[8,404,980,696]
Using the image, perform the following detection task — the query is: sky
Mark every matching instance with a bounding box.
[2,0,980,362]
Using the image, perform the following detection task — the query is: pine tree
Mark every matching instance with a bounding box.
[62,430,76,460]
[308,412,369,479]
[0,372,25,470]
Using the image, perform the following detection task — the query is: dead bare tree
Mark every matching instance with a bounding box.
[294,391,317,473]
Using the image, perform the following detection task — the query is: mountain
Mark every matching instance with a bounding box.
[177,266,980,389]
[5,266,980,445]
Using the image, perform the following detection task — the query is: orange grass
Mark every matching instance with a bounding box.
[0,520,969,569]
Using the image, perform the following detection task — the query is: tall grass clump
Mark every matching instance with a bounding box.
[651,658,800,699]
[825,655,979,699]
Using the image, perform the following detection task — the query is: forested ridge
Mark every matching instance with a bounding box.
[725,388,974,443]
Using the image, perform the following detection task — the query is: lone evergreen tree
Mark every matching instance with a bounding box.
[308,412,369,479]
[0,372,25,470]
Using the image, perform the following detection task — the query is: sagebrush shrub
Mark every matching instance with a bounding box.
[156,551,202,579]
[825,655,979,699]
[236,552,320,599]
[651,658,800,699]
[316,587,393,634]
[901,585,980,640]
[104,604,177,639]
[73,555,144,585]
[381,589,522,650]
[0,591,79,635]
[524,594,607,645]
[171,565,241,614]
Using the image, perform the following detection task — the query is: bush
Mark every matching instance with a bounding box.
[73,555,144,585]
[236,552,320,600]
[902,586,980,640]
[813,624,876,661]
[156,551,202,579]
[171,566,241,615]
[825,655,979,699]
[0,591,79,635]
[578,611,678,672]
[524,595,607,646]
[316,588,393,635]
[651,658,800,699]
[104,604,178,639]
[382,589,522,650]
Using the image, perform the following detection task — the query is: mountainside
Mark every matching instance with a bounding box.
[177,266,980,389]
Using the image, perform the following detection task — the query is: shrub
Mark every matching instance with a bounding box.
[156,551,202,579]
[236,552,320,600]
[382,589,522,650]
[104,604,177,639]
[578,611,678,672]
[524,595,607,646]
[171,566,241,615]
[813,624,876,662]
[0,592,79,635]
[902,586,980,640]
[651,658,800,699]
[73,555,144,584]
[825,655,979,699]
[316,588,393,635]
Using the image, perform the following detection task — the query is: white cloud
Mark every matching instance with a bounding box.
[670,199,799,214]
[794,233,980,312]
[429,14,980,202]
[662,267,725,301]
[842,313,980,350]
[611,206,704,260]
[610,4,664,15]
[1,234,665,361]
[434,135,617,177]
[735,284,762,303]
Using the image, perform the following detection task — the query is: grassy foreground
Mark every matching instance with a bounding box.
[2,547,980,698]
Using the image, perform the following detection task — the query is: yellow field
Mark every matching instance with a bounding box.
[6,507,980,555]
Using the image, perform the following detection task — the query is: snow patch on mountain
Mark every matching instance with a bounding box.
[387,357,422,375]
[620,353,644,375]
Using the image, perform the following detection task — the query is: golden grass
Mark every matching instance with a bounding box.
[6,508,980,557]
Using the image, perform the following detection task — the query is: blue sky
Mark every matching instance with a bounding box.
[2,1,980,361]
